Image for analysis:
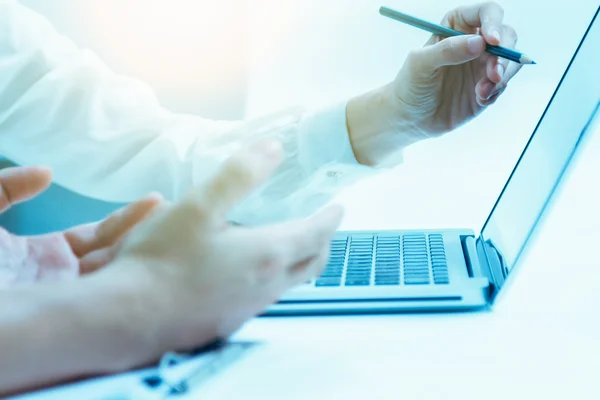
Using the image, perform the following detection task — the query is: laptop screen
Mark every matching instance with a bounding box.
[480,7,600,283]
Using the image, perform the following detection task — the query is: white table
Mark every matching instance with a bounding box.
[195,123,600,400]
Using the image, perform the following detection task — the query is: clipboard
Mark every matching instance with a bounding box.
[121,339,260,399]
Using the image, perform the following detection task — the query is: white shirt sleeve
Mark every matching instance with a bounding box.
[0,0,398,225]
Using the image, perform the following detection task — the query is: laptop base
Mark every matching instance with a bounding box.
[264,228,492,316]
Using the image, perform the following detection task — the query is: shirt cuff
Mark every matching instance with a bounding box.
[296,101,360,171]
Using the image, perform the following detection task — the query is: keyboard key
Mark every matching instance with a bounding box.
[375,255,400,260]
[320,272,343,279]
[376,264,400,269]
[345,279,370,286]
[375,267,400,274]
[347,264,372,269]
[347,262,372,267]
[403,253,427,258]
[348,257,372,263]
[376,264,401,269]
[376,255,400,260]
[346,272,371,278]
[404,272,429,276]
[350,252,372,256]
[375,276,400,281]
[347,267,372,273]
[348,252,372,257]
[404,279,430,285]
[404,264,429,269]
[375,275,400,281]
[376,260,401,265]
[375,250,400,255]
[376,269,400,275]
[347,269,371,274]
[347,266,371,270]
[404,267,429,271]
[316,278,342,287]
[375,280,400,286]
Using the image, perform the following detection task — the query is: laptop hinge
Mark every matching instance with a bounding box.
[461,235,502,300]
[476,236,506,300]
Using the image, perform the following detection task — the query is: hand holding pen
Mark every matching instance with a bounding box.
[347,2,529,165]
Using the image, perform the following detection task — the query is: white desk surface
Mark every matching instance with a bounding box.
[13,124,600,400]
[212,123,600,400]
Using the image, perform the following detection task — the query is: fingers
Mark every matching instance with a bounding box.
[0,166,52,213]
[410,34,486,72]
[65,193,163,257]
[476,85,506,107]
[289,242,331,286]
[485,25,519,84]
[439,2,520,78]
[266,204,343,269]
[452,2,505,45]
[477,24,520,106]
[181,139,283,225]
[242,204,343,286]
[502,61,523,85]
[94,193,164,249]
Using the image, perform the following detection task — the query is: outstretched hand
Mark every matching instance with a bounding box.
[0,166,162,287]
[110,140,344,352]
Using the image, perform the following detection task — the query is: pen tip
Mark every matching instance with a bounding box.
[520,54,535,65]
[531,61,536,65]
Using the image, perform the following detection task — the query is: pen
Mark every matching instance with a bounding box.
[136,341,258,398]
[379,6,535,65]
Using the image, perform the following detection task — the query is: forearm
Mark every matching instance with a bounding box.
[346,83,420,166]
[0,262,159,396]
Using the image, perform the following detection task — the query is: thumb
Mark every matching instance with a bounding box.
[79,245,120,275]
[64,192,164,257]
[412,34,486,71]
[0,166,52,213]
[182,139,283,225]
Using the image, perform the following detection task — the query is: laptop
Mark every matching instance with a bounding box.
[266,6,600,316]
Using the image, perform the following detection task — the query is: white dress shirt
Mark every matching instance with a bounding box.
[0,0,391,225]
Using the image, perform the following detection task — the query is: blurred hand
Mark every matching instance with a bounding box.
[0,166,162,287]
[347,2,523,165]
[111,140,344,352]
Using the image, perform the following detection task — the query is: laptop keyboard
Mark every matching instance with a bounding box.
[312,233,449,288]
